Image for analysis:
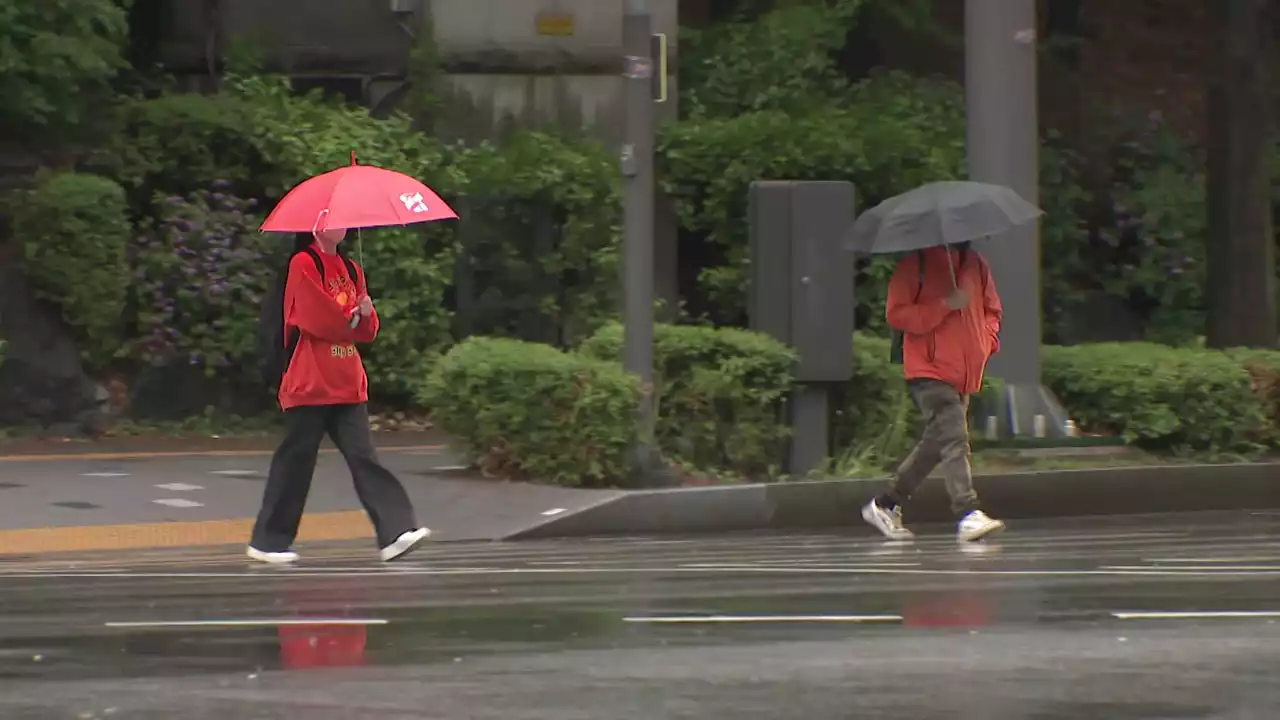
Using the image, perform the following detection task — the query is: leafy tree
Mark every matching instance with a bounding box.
[0,0,131,145]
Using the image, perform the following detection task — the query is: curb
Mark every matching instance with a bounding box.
[504,463,1280,540]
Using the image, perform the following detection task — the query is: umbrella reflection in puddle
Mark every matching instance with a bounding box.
[278,621,368,670]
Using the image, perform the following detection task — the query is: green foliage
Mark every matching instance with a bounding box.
[580,323,795,477]
[452,131,621,345]
[830,335,919,472]
[659,70,965,323]
[404,7,445,128]
[1093,116,1206,345]
[222,72,461,399]
[1038,134,1094,341]
[8,171,130,365]
[420,337,640,487]
[350,224,457,400]
[0,0,130,144]
[680,0,864,119]
[1226,348,1280,446]
[102,92,281,210]
[1043,343,1270,451]
[1042,113,1207,345]
[129,186,272,372]
[224,73,457,189]
[94,70,624,401]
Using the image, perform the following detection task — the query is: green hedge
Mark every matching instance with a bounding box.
[419,337,639,487]
[580,323,795,477]
[8,171,130,366]
[1042,343,1275,451]
[1231,349,1280,443]
[421,330,1279,488]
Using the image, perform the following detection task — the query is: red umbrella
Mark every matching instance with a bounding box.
[260,153,458,233]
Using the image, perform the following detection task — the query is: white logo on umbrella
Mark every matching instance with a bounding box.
[399,192,428,213]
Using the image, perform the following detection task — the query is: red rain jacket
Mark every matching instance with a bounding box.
[885,246,1002,396]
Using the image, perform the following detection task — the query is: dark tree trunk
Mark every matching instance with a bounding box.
[1205,0,1277,348]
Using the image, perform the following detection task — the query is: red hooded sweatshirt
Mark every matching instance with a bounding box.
[278,245,379,410]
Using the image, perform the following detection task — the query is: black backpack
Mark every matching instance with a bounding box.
[257,234,358,390]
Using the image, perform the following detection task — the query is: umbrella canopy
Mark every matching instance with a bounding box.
[261,159,458,233]
[844,180,1042,255]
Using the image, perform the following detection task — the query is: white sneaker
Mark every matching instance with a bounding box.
[379,527,431,562]
[246,546,300,564]
[861,500,914,541]
[957,510,1005,542]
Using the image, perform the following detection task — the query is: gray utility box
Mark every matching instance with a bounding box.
[747,180,856,477]
[748,181,856,383]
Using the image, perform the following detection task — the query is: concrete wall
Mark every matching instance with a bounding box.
[158,0,413,77]
[432,0,679,142]
[157,0,680,143]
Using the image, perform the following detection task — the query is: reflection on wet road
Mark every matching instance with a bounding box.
[2,512,1280,719]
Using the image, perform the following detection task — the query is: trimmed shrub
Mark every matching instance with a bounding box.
[419,337,640,487]
[1226,348,1280,446]
[8,171,131,366]
[830,335,920,472]
[1043,343,1271,451]
[580,323,795,478]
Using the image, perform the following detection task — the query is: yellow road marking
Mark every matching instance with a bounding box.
[0,512,372,556]
[0,444,443,463]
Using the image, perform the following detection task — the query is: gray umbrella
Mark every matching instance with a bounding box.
[844,180,1043,256]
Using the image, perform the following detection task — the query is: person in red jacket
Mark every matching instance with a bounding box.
[248,227,430,564]
[862,242,1007,543]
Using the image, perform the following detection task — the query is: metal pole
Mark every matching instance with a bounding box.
[965,0,1069,438]
[622,0,656,473]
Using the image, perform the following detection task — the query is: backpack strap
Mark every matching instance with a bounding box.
[341,256,360,293]
[913,250,926,302]
[301,246,326,281]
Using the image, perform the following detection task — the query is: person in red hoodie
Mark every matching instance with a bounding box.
[248,227,430,564]
[861,241,1007,543]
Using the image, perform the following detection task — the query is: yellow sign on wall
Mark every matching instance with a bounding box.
[536,13,575,36]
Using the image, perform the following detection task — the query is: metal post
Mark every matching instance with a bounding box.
[622,0,657,474]
[965,0,1069,439]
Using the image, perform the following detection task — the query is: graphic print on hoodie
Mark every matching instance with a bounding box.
[278,245,380,410]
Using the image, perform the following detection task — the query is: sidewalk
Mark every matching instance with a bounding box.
[0,437,617,556]
[0,430,445,460]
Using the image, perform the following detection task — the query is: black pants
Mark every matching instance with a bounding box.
[251,403,418,552]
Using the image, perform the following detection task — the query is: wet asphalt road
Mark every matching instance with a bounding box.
[2,512,1280,719]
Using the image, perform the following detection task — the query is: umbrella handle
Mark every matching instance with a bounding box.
[312,209,329,235]
[944,246,958,288]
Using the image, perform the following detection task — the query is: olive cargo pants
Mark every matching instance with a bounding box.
[886,379,980,516]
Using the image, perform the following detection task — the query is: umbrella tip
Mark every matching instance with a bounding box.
[351,151,357,166]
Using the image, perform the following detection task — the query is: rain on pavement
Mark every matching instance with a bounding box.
[2,512,1279,719]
